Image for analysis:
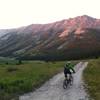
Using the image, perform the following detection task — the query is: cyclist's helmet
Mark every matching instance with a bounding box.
[67,61,71,64]
[65,61,71,68]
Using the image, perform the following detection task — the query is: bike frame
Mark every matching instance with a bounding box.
[63,74,73,89]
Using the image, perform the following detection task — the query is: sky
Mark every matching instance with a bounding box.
[0,0,100,29]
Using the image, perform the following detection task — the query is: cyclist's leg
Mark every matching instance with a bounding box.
[63,73,68,89]
[65,73,68,84]
[65,74,67,78]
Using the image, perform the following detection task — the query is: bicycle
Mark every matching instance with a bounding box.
[63,74,73,89]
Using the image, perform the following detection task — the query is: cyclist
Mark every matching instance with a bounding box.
[64,62,75,79]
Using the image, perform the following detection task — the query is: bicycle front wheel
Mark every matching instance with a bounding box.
[70,76,73,85]
[63,79,68,89]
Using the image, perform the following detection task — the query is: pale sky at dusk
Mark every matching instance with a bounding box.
[0,0,100,29]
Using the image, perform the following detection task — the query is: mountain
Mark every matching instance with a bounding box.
[0,15,100,60]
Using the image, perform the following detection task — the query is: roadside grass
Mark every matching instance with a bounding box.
[0,59,70,100]
[83,58,100,100]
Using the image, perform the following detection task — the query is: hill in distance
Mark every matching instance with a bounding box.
[0,15,100,60]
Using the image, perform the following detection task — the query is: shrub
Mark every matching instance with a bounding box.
[7,67,18,72]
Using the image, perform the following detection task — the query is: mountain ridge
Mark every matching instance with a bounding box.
[0,15,100,60]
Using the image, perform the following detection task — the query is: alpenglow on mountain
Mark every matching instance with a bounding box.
[0,15,100,60]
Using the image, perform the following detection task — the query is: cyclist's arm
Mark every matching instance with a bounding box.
[71,68,75,73]
[70,64,75,73]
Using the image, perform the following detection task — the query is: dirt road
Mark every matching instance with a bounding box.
[20,62,89,100]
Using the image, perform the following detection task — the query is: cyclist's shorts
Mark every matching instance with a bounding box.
[64,72,71,78]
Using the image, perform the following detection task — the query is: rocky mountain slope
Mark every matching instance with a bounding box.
[0,15,100,60]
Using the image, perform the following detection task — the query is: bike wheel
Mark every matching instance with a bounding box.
[63,79,68,89]
[69,76,73,85]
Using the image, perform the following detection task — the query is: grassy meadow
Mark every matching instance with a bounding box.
[0,57,68,100]
[83,58,100,100]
